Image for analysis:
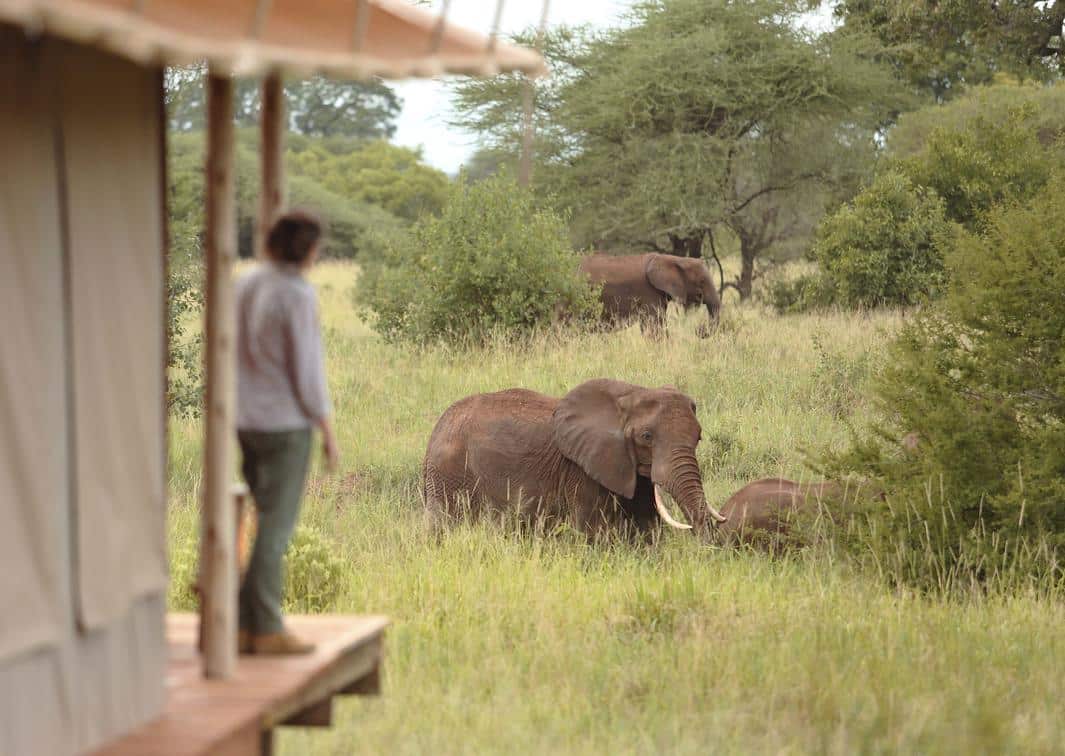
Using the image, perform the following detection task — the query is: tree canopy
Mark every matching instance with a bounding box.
[450,0,907,298]
[165,66,401,139]
[832,0,1065,101]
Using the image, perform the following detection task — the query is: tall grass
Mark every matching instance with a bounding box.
[167,262,1065,754]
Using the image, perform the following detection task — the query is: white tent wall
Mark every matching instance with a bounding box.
[0,28,167,755]
[63,40,169,632]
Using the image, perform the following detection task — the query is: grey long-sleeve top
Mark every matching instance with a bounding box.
[235,262,331,431]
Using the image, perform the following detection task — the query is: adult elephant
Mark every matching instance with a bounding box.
[423,379,728,540]
[716,478,882,546]
[579,253,721,336]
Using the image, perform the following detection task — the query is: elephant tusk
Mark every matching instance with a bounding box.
[707,501,728,524]
[653,485,692,530]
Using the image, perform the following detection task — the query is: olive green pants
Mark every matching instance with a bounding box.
[237,428,312,635]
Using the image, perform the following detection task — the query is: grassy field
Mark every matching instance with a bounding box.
[167,261,1065,754]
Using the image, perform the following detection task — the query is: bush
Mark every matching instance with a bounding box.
[811,171,952,308]
[286,175,406,261]
[888,78,1065,163]
[898,107,1054,230]
[166,525,347,614]
[766,271,837,314]
[822,172,1065,590]
[283,525,346,613]
[168,130,409,262]
[359,173,600,343]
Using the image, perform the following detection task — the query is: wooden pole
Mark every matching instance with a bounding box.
[517,0,550,187]
[258,72,285,259]
[202,72,238,679]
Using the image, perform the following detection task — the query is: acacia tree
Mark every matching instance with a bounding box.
[451,0,905,299]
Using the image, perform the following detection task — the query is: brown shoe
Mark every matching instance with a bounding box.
[238,629,254,655]
[251,631,316,655]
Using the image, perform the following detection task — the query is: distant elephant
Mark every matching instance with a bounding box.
[716,477,883,546]
[579,253,721,336]
[422,379,728,540]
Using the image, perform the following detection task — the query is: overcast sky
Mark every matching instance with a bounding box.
[391,0,630,174]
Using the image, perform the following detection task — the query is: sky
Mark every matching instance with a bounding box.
[391,0,630,174]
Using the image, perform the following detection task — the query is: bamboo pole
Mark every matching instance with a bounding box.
[202,72,238,679]
[258,72,285,259]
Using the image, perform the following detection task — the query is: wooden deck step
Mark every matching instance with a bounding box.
[92,613,388,756]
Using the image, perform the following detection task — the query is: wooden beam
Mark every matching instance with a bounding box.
[258,72,285,259]
[202,72,238,680]
[283,697,333,728]
[339,663,380,696]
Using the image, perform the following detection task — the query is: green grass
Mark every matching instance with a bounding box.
[167,262,1065,754]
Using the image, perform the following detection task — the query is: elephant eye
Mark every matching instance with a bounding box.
[640,430,653,442]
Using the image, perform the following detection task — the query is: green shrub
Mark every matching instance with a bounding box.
[898,107,1054,230]
[812,171,952,308]
[166,525,345,615]
[823,172,1065,590]
[168,130,409,262]
[283,525,346,614]
[888,79,1065,164]
[359,173,600,343]
[766,271,837,314]
[285,175,406,261]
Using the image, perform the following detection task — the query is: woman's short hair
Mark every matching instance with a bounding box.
[266,210,323,264]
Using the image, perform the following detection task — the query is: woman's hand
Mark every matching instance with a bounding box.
[318,417,340,472]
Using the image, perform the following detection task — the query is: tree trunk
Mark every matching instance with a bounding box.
[738,237,755,300]
[668,233,703,258]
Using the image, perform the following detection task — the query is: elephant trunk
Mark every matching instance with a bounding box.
[696,292,720,339]
[654,447,727,531]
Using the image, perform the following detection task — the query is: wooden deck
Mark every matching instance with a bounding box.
[93,613,389,756]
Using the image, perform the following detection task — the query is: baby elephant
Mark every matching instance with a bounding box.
[717,477,882,547]
[422,379,728,540]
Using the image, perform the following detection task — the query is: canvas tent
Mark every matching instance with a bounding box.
[0,2,543,754]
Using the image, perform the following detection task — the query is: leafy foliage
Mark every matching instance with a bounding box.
[165,524,346,614]
[359,174,599,343]
[886,78,1065,159]
[897,106,1058,230]
[168,130,409,261]
[166,232,204,417]
[823,172,1065,587]
[450,0,906,299]
[289,138,449,222]
[832,0,1065,101]
[165,66,401,139]
[811,171,952,308]
[282,526,346,613]
[790,86,1063,313]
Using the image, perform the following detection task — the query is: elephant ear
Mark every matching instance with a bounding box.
[645,254,687,304]
[552,379,639,499]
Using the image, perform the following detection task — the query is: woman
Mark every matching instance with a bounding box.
[235,210,339,655]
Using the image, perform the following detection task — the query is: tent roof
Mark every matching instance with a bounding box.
[0,0,545,79]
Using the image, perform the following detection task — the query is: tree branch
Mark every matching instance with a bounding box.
[730,172,821,215]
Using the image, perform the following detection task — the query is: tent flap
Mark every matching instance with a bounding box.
[0,27,67,663]
[60,42,169,631]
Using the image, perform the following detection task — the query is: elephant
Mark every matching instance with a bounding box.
[579,253,721,336]
[716,477,883,547]
[422,379,728,540]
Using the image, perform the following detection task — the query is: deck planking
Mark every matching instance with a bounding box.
[92,613,388,756]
